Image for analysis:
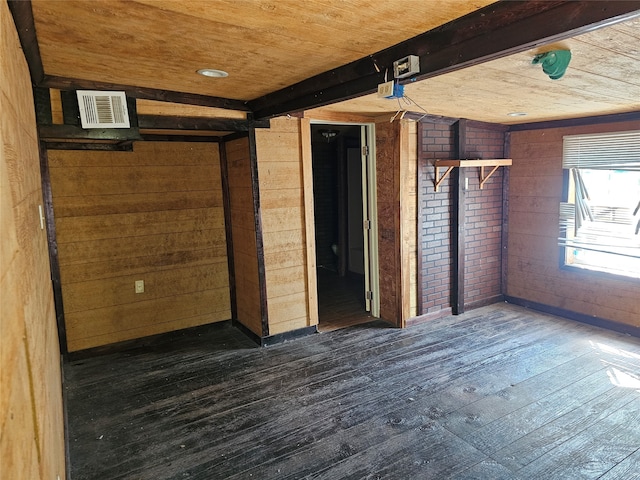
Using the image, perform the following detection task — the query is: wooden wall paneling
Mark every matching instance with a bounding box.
[255,117,314,335]
[404,121,418,319]
[49,142,231,351]
[375,120,401,325]
[1,2,65,478]
[398,120,415,325]
[225,136,263,337]
[507,120,640,329]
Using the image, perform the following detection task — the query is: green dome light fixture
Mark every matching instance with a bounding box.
[532,50,572,80]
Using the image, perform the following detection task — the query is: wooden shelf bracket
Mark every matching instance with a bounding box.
[434,159,512,191]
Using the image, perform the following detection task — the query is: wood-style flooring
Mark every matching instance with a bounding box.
[64,304,640,479]
[317,268,372,332]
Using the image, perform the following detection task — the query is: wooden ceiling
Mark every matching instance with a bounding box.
[19,1,640,125]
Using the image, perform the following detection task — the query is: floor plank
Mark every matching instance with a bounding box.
[64,304,640,479]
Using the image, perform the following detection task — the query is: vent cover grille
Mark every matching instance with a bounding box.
[76,90,130,128]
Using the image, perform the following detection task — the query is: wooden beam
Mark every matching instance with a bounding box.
[42,76,250,112]
[44,142,134,151]
[7,0,44,84]
[250,1,640,119]
[139,135,223,143]
[38,124,142,141]
[137,115,269,132]
[508,111,640,132]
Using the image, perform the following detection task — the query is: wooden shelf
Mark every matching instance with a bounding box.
[434,159,512,191]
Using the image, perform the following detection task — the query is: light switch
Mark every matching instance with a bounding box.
[135,280,144,294]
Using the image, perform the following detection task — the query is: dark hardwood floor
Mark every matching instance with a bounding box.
[317,268,372,332]
[64,304,640,479]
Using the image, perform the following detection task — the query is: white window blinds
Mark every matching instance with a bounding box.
[563,130,640,170]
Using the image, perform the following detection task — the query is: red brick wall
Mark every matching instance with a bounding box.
[417,120,506,316]
[418,121,456,314]
[463,124,506,306]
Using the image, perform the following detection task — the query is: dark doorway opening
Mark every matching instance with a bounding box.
[311,124,371,331]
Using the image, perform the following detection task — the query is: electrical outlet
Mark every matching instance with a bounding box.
[377,80,395,98]
[135,280,144,294]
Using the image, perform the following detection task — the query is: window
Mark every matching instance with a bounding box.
[560,130,640,279]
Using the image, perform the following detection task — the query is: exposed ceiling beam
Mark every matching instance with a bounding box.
[7,0,250,112]
[137,115,269,132]
[42,76,250,112]
[38,125,142,141]
[7,0,45,84]
[508,110,640,132]
[249,1,640,119]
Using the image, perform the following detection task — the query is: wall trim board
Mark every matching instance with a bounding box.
[66,320,235,361]
[247,120,270,337]
[452,119,467,315]
[501,133,511,296]
[507,111,640,132]
[504,296,640,338]
[39,141,68,355]
[300,118,319,328]
[60,356,71,480]
[219,142,238,323]
[416,122,425,316]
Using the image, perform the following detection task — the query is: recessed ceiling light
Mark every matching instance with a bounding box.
[197,68,229,78]
[507,112,528,117]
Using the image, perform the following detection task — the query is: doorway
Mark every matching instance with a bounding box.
[310,123,378,331]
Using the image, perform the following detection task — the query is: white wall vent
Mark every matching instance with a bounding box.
[76,90,130,128]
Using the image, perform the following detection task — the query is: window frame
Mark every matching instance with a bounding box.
[559,130,640,283]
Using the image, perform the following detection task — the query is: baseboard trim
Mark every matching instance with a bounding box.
[67,320,234,360]
[504,296,640,338]
[406,307,453,327]
[233,320,318,347]
[465,294,505,311]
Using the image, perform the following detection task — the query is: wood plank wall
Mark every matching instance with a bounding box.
[404,121,418,318]
[225,137,263,336]
[255,117,316,335]
[375,119,417,326]
[48,142,230,351]
[507,120,640,328]
[1,2,65,477]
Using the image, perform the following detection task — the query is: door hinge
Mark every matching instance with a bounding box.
[363,219,371,230]
[366,291,373,300]
[362,145,369,156]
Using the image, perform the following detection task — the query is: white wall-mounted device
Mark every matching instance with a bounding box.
[393,55,420,79]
